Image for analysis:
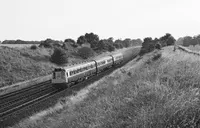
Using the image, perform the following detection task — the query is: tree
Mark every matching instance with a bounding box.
[182,36,192,47]
[155,43,161,50]
[78,47,95,59]
[39,38,62,48]
[176,37,184,45]
[64,38,76,44]
[139,37,155,55]
[166,36,176,46]
[85,33,99,49]
[97,39,115,52]
[159,33,175,46]
[108,44,115,52]
[30,45,37,50]
[122,38,131,48]
[190,38,197,46]
[77,36,87,45]
[50,48,69,65]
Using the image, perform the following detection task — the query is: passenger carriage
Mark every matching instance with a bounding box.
[67,61,97,84]
[112,53,123,65]
[95,56,113,73]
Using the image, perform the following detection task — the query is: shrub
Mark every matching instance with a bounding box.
[50,48,69,65]
[30,45,37,50]
[39,41,53,48]
[108,44,115,52]
[39,38,62,48]
[78,47,95,59]
[155,43,161,50]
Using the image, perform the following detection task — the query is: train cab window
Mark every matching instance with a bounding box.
[107,58,112,63]
[70,71,74,75]
[53,72,56,79]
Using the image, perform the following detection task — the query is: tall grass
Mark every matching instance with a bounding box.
[187,45,200,52]
[12,47,200,128]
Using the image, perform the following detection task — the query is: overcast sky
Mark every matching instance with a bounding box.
[0,0,199,41]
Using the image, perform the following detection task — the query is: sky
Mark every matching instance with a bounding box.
[0,0,199,41]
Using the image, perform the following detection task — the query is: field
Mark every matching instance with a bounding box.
[10,46,200,128]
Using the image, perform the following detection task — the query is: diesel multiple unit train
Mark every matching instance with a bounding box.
[52,53,123,87]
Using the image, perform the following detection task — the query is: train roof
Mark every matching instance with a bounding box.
[94,55,113,62]
[58,60,95,71]
[54,52,123,71]
[112,52,123,57]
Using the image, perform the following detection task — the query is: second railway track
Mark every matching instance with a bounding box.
[0,80,59,118]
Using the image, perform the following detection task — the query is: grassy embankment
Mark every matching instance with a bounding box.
[0,46,56,88]
[11,46,200,128]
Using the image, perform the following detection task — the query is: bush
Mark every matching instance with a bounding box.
[39,38,62,48]
[50,48,69,65]
[108,44,115,52]
[30,45,37,50]
[155,43,161,50]
[78,47,95,59]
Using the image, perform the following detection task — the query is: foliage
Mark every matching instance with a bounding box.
[30,45,37,50]
[64,38,78,48]
[77,47,95,59]
[77,33,99,50]
[62,42,77,52]
[2,40,40,44]
[155,42,161,50]
[39,38,62,48]
[159,33,176,46]
[140,33,176,55]
[181,35,200,47]
[76,33,142,52]
[85,33,100,49]
[77,36,87,46]
[64,38,76,44]
[97,39,115,52]
[140,37,156,55]
[50,48,69,64]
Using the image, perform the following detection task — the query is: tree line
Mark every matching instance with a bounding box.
[140,33,176,55]
[176,35,200,47]
[1,33,142,51]
[4,33,141,65]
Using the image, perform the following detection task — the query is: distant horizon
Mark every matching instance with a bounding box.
[0,0,200,41]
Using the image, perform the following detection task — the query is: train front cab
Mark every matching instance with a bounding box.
[52,68,68,88]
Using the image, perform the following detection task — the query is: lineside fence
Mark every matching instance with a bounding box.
[0,75,51,95]
[177,45,200,56]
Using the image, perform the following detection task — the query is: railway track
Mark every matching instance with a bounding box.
[0,80,60,118]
